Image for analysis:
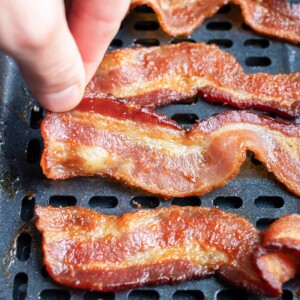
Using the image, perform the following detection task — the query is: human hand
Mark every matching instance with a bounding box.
[0,0,131,112]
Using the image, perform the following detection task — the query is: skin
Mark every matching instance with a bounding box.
[0,0,131,112]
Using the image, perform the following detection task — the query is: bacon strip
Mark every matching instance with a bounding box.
[130,0,229,37]
[41,95,300,197]
[235,0,300,44]
[35,206,300,296]
[87,43,300,118]
[130,0,300,43]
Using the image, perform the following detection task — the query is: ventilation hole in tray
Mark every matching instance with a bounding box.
[109,39,123,49]
[134,38,160,47]
[256,218,276,230]
[128,290,159,300]
[173,290,205,300]
[243,39,270,48]
[30,106,44,129]
[130,196,160,209]
[206,22,232,31]
[20,196,35,222]
[84,291,115,300]
[134,21,159,31]
[171,114,199,125]
[255,196,284,209]
[39,289,71,300]
[13,273,28,300]
[242,23,252,31]
[207,39,233,48]
[16,233,31,261]
[245,57,271,67]
[48,196,77,207]
[280,290,294,300]
[217,4,231,14]
[89,196,118,209]
[250,153,262,165]
[41,265,49,278]
[26,139,42,163]
[217,289,249,300]
[213,196,243,209]
[170,38,196,44]
[134,5,155,13]
[172,197,201,207]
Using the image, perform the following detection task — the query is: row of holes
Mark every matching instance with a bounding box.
[130,20,275,37]
[110,38,270,49]
[20,195,285,223]
[13,272,294,300]
[134,4,232,15]
[132,20,239,32]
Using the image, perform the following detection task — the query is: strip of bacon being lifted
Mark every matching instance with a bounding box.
[87,43,300,118]
[35,206,300,296]
[130,0,300,43]
[41,95,300,197]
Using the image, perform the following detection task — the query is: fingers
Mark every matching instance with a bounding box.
[0,0,131,112]
[0,0,85,112]
[68,0,131,83]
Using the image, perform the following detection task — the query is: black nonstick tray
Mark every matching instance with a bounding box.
[0,3,300,300]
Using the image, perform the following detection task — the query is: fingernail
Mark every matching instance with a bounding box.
[35,84,82,112]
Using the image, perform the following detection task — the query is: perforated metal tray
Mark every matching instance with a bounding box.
[0,4,300,300]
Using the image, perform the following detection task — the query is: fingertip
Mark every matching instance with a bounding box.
[35,83,83,112]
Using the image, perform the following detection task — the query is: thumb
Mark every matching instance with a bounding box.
[0,0,85,112]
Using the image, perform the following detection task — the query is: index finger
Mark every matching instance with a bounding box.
[68,0,131,84]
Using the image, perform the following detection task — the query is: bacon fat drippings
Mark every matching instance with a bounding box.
[130,0,300,43]
[41,95,300,197]
[87,43,300,118]
[35,206,300,296]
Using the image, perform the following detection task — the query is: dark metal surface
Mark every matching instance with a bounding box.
[0,4,300,300]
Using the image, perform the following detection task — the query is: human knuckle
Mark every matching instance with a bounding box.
[16,21,56,50]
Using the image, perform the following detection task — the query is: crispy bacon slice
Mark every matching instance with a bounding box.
[41,95,300,197]
[130,0,300,43]
[130,0,229,37]
[87,43,300,118]
[236,0,300,44]
[35,206,300,296]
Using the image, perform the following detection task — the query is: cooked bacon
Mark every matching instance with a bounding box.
[87,43,300,118]
[237,0,300,44]
[41,95,300,197]
[130,0,229,37]
[35,206,300,296]
[130,0,300,43]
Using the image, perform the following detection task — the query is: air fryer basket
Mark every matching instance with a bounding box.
[0,4,300,300]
